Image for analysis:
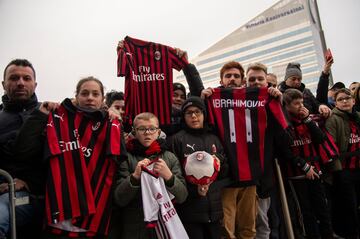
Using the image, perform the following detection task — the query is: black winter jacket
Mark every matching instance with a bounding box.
[0,94,46,195]
[168,127,229,223]
[316,72,331,107]
[278,81,321,114]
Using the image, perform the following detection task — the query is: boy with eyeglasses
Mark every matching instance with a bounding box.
[168,96,228,239]
[325,88,360,238]
[113,112,188,239]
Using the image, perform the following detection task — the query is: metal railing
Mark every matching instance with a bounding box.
[0,169,17,239]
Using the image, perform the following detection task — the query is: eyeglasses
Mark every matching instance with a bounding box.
[224,73,241,79]
[184,109,203,117]
[336,96,352,102]
[135,127,159,134]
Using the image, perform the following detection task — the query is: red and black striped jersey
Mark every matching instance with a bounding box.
[345,120,360,169]
[308,114,339,166]
[285,119,338,177]
[207,87,288,182]
[117,36,188,127]
[44,98,126,237]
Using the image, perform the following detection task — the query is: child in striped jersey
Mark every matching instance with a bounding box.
[14,76,127,238]
[283,88,334,239]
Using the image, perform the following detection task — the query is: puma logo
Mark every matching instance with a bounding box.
[186,144,195,151]
[54,113,64,122]
[47,121,53,127]
[112,123,120,128]
[92,122,101,131]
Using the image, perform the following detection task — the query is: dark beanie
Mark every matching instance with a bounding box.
[284,62,302,81]
[181,96,206,113]
[173,83,186,96]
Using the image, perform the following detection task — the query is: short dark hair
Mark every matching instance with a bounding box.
[105,90,124,107]
[220,61,244,80]
[334,88,352,101]
[282,88,303,106]
[75,76,104,97]
[3,59,36,80]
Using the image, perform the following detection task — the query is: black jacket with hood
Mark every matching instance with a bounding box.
[278,81,321,114]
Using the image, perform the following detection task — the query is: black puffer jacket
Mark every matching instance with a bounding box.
[316,72,331,107]
[278,81,321,114]
[168,126,229,223]
[0,94,46,195]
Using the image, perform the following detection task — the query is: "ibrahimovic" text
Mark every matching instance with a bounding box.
[212,99,266,108]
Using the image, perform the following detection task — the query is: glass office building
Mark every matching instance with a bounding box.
[176,0,329,93]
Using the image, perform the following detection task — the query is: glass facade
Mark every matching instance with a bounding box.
[175,0,327,93]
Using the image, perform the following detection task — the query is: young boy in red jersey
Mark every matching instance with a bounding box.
[282,88,334,239]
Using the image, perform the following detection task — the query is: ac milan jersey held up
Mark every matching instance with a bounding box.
[44,98,126,237]
[117,36,189,127]
[207,87,288,182]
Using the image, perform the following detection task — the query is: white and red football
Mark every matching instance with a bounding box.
[183,151,220,185]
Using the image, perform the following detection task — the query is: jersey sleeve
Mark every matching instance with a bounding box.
[44,113,62,159]
[107,119,120,155]
[168,46,189,71]
[117,47,129,77]
[267,96,289,130]
[206,89,218,126]
[106,119,128,161]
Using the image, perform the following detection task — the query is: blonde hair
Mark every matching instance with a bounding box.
[133,112,159,127]
[246,62,267,74]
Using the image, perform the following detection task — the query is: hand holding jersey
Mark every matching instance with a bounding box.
[39,101,60,115]
[153,158,173,181]
[305,166,320,180]
[133,158,173,182]
[132,158,151,179]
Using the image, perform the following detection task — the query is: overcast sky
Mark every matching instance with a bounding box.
[0,0,359,102]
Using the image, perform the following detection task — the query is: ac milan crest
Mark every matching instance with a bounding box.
[154,50,161,60]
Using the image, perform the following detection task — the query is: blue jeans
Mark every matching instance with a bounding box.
[0,190,42,237]
[256,197,271,239]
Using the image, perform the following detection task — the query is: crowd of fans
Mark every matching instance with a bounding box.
[0,45,359,239]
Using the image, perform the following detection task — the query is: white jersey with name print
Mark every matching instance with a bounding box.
[141,162,189,239]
